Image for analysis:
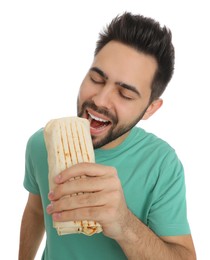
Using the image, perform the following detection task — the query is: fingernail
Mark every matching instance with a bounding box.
[53,212,61,220]
[46,203,53,214]
[48,191,54,199]
[55,174,62,183]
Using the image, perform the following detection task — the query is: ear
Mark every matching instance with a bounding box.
[142,98,163,120]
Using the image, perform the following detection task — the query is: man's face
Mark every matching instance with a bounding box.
[77,41,158,149]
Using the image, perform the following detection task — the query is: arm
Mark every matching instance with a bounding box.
[19,193,45,260]
[116,210,196,260]
[47,163,196,260]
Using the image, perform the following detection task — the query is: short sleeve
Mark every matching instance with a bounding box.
[148,151,191,236]
[23,134,40,195]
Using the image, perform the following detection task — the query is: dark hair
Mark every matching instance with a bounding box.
[95,12,175,103]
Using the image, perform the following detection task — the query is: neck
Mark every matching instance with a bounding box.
[100,131,130,150]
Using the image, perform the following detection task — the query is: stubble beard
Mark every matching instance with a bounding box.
[77,99,148,149]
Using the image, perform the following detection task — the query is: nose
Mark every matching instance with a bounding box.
[92,85,113,109]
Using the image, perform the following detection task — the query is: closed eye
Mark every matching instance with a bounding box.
[119,91,134,100]
[89,69,106,84]
[90,76,105,84]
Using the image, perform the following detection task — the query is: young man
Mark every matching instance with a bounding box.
[19,12,196,259]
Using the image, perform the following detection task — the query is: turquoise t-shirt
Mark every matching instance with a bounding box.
[24,126,190,260]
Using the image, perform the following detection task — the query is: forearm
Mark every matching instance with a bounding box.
[116,211,194,260]
[18,206,45,260]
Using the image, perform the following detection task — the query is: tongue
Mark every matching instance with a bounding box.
[90,119,108,129]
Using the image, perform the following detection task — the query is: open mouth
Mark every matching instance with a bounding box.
[87,111,111,135]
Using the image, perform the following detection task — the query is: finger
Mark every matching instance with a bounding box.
[49,174,120,200]
[51,206,103,222]
[51,201,122,225]
[55,162,116,184]
[47,191,109,214]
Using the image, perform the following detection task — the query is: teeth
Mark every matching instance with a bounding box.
[88,112,109,122]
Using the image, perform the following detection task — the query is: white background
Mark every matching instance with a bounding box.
[0,0,209,259]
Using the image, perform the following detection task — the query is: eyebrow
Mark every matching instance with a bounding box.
[90,66,141,97]
[116,81,141,97]
[90,67,108,80]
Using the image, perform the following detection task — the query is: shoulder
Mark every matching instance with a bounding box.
[134,127,175,154]
[135,127,183,169]
[27,128,45,146]
[26,128,47,160]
